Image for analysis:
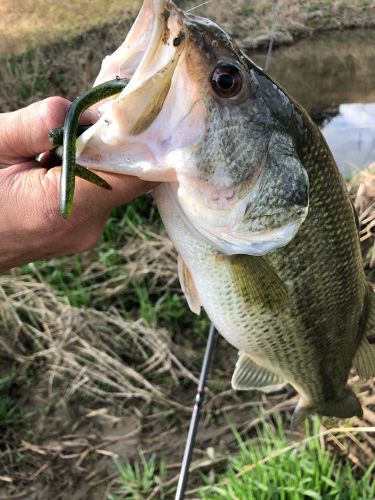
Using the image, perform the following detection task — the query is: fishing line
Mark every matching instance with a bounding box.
[186,0,217,13]
[264,0,282,72]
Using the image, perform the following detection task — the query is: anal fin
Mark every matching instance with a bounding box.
[291,387,362,430]
[353,335,375,379]
[231,351,285,392]
[354,284,375,378]
[178,255,201,315]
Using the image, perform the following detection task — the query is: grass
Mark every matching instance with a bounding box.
[108,453,168,499]
[0,368,25,430]
[1,0,375,497]
[108,419,375,499]
[199,420,375,500]
[0,0,137,55]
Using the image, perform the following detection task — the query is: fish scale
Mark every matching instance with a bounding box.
[74,0,375,423]
[265,116,367,403]
[155,108,368,422]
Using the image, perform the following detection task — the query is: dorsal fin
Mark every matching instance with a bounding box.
[178,254,201,315]
[231,351,285,392]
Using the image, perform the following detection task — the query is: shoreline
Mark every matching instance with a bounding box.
[1,0,374,112]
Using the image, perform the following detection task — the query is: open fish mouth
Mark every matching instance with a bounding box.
[75,0,309,257]
[75,0,201,181]
[94,0,185,91]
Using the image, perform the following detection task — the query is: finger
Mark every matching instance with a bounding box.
[44,166,158,215]
[75,171,158,210]
[0,161,108,269]
[3,160,157,227]
[0,97,99,166]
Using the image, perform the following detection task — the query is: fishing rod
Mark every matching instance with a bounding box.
[175,323,217,500]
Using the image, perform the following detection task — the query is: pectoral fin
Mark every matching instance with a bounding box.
[228,254,289,310]
[178,255,201,315]
[231,351,285,392]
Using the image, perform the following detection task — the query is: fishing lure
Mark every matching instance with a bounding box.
[48,77,129,218]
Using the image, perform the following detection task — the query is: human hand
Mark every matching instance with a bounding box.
[0,97,156,272]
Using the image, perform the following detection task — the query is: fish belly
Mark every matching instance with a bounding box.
[155,185,306,389]
[155,181,368,416]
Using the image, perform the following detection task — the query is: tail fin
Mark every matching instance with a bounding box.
[291,387,362,429]
[320,387,363,420]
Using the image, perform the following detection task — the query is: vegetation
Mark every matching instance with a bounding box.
[108,419,375,499]
[0,0,375,498]
[199,421,375,500]
[0,0,136,55]
[109,453,168,499]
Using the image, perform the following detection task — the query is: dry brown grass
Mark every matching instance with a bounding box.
[0,0,138,55]
[350,164,375,270]
[2,0,374,57]
[0,231,196,408]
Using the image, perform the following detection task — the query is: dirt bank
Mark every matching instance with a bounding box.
[1,0,375,112]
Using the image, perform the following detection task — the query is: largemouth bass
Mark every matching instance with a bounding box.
[74,0,375,426]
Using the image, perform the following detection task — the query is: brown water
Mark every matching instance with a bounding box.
[250,29,375,177]
[251,29,375,115]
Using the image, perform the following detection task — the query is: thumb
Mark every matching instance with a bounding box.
[0,97,98,166]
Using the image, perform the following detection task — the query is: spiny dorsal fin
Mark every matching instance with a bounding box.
[354,285,375,378]
[178,254,201,315]
[231,351,285,392]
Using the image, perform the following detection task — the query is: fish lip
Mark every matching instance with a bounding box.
[93,0,186,89]
[102,0,187,133]
[77,0,190,172]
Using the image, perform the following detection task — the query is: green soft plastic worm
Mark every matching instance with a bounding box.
[60,77,129,219]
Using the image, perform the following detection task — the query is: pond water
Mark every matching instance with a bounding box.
[251,29,375,177]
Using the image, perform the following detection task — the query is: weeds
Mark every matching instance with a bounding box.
[108,418,375,499]
[1,1,375,498]
[198,419,375,499]
[0,368,24,430]
[108,453,168,499]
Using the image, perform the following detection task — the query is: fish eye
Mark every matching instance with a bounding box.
[210,63,242,98]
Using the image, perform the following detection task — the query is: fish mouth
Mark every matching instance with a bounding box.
[96,0,186,136]
[94,0,184,85]
[76,0,199,180]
